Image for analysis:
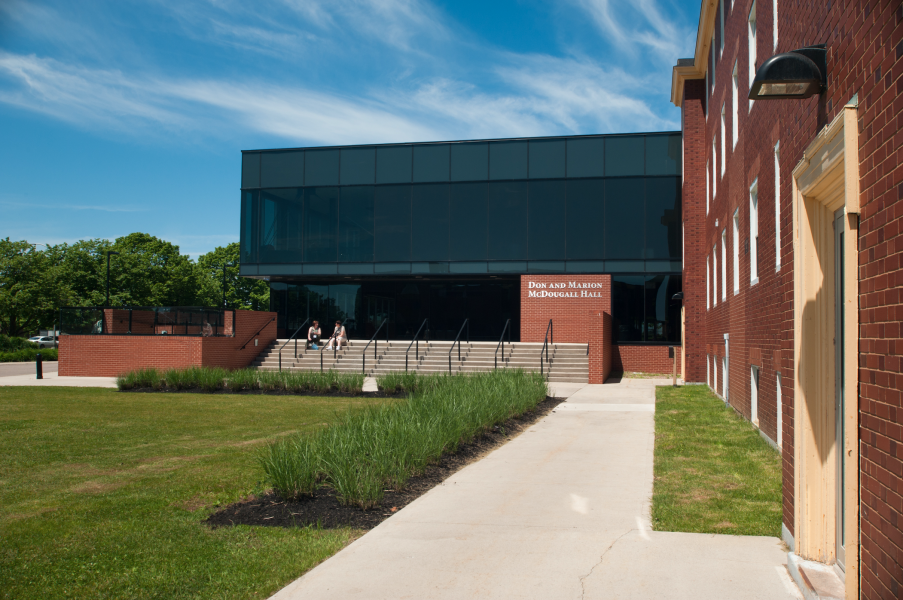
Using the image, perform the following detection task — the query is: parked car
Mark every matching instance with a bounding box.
[28,336,58,349]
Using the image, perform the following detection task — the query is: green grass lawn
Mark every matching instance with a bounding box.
[0,387,394,600]
[651,384,782,537]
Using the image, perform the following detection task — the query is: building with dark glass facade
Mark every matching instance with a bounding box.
[238,132,682,346]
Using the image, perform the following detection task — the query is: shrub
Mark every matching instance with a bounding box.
[116,368,162,391]
[0,335,38,352]
[261,369,548,508]
[0,348,58,363]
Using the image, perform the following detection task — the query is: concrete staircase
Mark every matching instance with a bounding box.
[251,339,589,383]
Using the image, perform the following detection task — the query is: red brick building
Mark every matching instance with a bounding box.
[672,1,902,597]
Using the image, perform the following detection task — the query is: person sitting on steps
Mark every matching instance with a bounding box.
[325,320,348,350]
[307,320,321,349]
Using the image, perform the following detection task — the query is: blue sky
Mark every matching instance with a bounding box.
[0,0,700,256]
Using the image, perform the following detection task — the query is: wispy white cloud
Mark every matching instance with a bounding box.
[0,199,148,213]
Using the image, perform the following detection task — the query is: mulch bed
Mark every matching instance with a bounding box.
[205,395,564,531]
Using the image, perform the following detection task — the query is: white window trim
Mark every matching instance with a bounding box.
[773,0,778,51]
[748,1,757,111]
[721,231,727,301]
[776,372,782,447]
[712,139,718,198]
[719,0,725,56]
[713,245,719,306]
[732,210,740,295]
[775,141,781,272]
[707,255,711,310]
[731,62,739,149]
[720,103,727,177]
[750,179,759,285]
[751,365,759,425]
[706,160,711,214]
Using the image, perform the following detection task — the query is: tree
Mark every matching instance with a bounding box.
[196,243,269,310]
[108,233,203,307]
[0,239,60,336]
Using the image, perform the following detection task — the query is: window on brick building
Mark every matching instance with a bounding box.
[750,179,759,284]
[776,372,782,447]
[721,230,727,301]
[706,160,710,213]
[732,209,740,295]
[775,141,781,271]
[720,104,726,177]
[712,139,718,198]
[732,62,739,149]
[713,245,718,307]
[751,365,759,424]
[719,0,725,56]
[711,33,716,91]
[707,355,711,386]
[748,1,757,111]
[707,254,711,310]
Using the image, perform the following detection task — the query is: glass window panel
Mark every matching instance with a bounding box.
[529,139,566,179]
[260,151,304,188]
[376,145,412,183]
[374,185,411,261]
[413,145,450,182]
[449,182,488,260]
[338,186,374,262]
[304,149,340,186]
[612,275,645,342]
[605,136,645,176]
[259,188,304,262]
[303,187,338,261]
[451,143,488,181]
[488,181,528,259]
[644,274,681,343]
[412,184,449,261]
[605,178,645,259]
[340,148,376,185]
[240,191,258,263]
[645,134,682,175]
[489,141,528,180]
[645,177,682,259]
[241,153,260,188]
[529,180,566,260]
[566,137,604,178]
[566,179,604,260]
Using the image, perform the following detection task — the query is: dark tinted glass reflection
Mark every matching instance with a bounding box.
[645,177,681,259]
[261,151,304,188]
[488,182,528,259]
[566,179,604,259]
[489,141,528,180]
[303,187,338,261]
[451,143,488,181]
[340,148,375,185]
[566,137,604,178]
[305,150,340,186]
[376,146,412,183]
[375,186,411,261]
[242,153,260,188]
[338,186,374,262]
[604,178,644,259]
[528,180,566,260]
[529,140,566,179]
[612,275,645,342]
[449,183,488,260]
[413,145,450,182]
[644,274,680,343]
[645,134,682,176]
[605,136,645,176]
[260,188,304,262]
[240,191,258,262]
[412,184,449,261]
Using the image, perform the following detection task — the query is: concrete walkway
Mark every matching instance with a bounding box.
[270,379,801,599]
[0,362,116,388]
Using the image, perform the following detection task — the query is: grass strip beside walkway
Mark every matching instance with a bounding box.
[0,387,395,600]
[652,385,782,537]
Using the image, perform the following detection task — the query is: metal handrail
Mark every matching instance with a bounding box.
[278,318,309,372]
[362,319,389,374]
[405,319,429,372]
[448,319,470,374]
[540,319,553,377]
[494,318,512,369]
[239,316,276,350]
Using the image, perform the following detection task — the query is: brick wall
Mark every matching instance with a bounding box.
[683,0,903,595]
[59,310,276,377]
[612,344,680,376]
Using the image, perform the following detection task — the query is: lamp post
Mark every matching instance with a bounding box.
[222,261,236,309]
[106,251,120,307]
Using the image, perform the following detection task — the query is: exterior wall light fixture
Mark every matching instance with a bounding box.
[748,44,826,100]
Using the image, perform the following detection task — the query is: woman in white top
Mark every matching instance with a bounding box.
[325,320,346,350]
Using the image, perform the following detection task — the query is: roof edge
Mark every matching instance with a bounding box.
[670,0,718,107]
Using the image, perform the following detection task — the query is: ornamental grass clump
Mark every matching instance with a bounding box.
[226,368,259,391]
[116,367,163,391]
[258,435,322,499]
[261,369,548,509]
